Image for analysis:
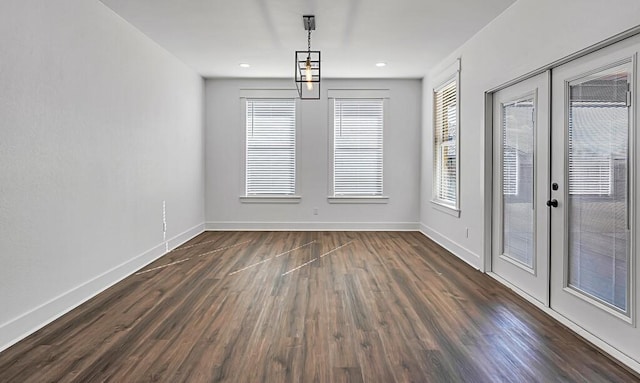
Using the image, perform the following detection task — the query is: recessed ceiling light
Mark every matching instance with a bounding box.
[239,63,250,68]
[376,62,387,67]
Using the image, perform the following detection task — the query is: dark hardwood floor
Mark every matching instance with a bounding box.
[0,231,638,382]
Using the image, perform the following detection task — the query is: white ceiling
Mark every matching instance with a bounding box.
[99,0,515,78]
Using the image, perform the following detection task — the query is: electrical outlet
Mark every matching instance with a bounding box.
[313,208,319,215]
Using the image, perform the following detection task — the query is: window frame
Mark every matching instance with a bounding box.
[327,89,390,204]
[239,89,301,204]
[431,59,461,216]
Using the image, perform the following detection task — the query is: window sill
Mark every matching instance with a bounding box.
[240,196,302,204]
[431,200,460,217]
[327,196,389,204]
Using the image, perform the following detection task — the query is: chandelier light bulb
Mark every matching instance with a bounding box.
[305,58,313,90]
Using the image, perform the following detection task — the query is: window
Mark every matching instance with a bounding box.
[433,72,459,212]
[245,98,296,196]
[332,98,384,198]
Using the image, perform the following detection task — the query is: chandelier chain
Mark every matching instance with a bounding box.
[296,15,319,99]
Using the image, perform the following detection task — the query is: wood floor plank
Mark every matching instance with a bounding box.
[333,367,364,383]
[0,231,638,382]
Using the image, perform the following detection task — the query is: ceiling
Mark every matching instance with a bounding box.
[99,0,516,78]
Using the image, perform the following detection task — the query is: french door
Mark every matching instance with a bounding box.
[550,37,639,362]
[492,72,550,305]
[492,34,640,365]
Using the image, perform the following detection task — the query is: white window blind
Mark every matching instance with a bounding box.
[569,154,612,195]
[568,102,625,196]
[433,79,458,205]
[333,99,384,196]
[503,146,518,196]
[245,99,296,195]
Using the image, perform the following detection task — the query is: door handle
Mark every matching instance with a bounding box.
[546,199,558,208]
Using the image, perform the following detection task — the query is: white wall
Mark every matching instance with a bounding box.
[0,0,205,350]
[205,79,422,230]
[421,0,640,268]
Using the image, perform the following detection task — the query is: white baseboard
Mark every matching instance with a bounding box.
[487,272,640,375]
[418,223,481,270]
[205,221,420,231]
[0,222,205,353]
[167,223,205,251]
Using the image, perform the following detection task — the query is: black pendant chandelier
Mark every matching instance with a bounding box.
[295,15,320,99]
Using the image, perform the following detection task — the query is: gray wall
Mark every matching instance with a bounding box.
[420,0,640,268]
[0,0,205,349]
[205,79,422,230]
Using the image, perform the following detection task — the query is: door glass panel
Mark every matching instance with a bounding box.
[502,98,535,268]
[567,67,629,312]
